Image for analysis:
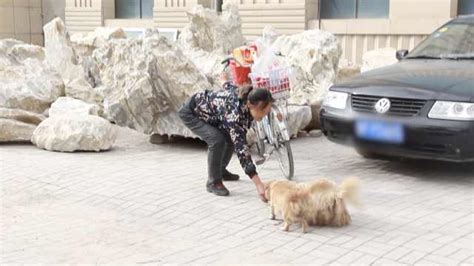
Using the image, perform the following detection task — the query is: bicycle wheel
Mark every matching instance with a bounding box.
[272,117,294,180]
[256,136,266,157]
[254,122,266,157]
[275,140,294,180]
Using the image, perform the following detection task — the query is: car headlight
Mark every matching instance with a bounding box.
[322,91,349,110]
[428,101,474,121]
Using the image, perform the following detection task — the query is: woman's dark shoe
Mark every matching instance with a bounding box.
[222,169,240,181]
[206,180,230,196]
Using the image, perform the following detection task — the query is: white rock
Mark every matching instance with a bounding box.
[31,114,117,152]
[337,59,361,82]
[44,17,84,83]
[93,35,212,137]
[178,4,245,85]
[49,97,101,117]
[0,118,37,142]
[309,130,323,138]
[305,101,323,130]
[286,105,312,137]
[0,39,24,50]
[179,4,244,54]
[0,107,46,125]
[70,27,126,57]
[220,2,246,52]
[182,49,225,86]
[0,40,65,113]
[65,78,103,104]
[270,30,342,106]
[0,108,46,142]
[9,44,45,61]
[69,27,125,87]
[361,48,397,72]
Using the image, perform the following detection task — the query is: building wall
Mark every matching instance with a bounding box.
[153,0,210,29]
[0,0,44,45]
[308,0,458,64]
[65,0,103,33]
[42,0,65,25]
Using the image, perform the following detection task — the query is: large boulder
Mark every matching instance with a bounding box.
[65,77,103,105]
[0,107,46,125]
[0,108,46,142]
[178,4,245,85]
[179,4,244,54]
[0,119,37,142]
[336,59,361,82]
[361,48,397,72]
[9,44,45,61]
[70,27,126,57]
[287,105,312,137]
[271,30,342,106]
[49,97,102,117]
[70,27,127,87]
[31,114,117,152]
[43,17,84,83]
[0,39,64,114]
[93,33,213,137]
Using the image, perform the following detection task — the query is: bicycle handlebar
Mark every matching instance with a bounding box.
[221,51,285,70]
[221,57,245,70]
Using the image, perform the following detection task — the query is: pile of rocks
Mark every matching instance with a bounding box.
[1,4,350,151]
[0,19,116,152]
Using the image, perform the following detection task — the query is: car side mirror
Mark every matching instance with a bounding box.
[396,49,409,60]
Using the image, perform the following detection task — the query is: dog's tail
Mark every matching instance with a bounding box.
[337,177,361,207]
[307,179,334,195]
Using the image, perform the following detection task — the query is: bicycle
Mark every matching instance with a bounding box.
[221,55,295,180]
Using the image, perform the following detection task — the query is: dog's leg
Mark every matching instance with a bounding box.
[301,219,309,234]
[282,213,291,231]
[269,203,276,220]
[282,221,290,232]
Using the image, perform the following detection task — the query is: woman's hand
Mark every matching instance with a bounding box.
[252,175,268,203]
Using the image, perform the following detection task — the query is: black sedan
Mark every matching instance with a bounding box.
[320,15,474,162]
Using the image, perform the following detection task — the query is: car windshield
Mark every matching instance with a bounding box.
[406,21,474,60]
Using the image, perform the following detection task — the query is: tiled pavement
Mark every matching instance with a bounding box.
[1,127,473,264]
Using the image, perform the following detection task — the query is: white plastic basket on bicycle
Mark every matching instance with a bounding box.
[249,67,292,100]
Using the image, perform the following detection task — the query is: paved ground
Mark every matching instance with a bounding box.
[1,127,473,265]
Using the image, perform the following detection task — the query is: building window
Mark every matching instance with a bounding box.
[458,0,474,15]
[115,0,154,19]
[320,0,389,19]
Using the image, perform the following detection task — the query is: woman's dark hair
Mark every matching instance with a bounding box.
[239,85,274,110]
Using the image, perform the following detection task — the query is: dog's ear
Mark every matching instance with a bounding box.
[263,180,274,190]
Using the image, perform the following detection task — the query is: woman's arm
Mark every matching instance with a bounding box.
[251,174,268,202]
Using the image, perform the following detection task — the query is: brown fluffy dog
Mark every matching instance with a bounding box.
[264,177,360,233]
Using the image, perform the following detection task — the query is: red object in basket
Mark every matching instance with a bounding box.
[230,61,251,86]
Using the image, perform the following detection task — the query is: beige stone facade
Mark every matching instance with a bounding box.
[0,0,44,45]
[1,1,471,63]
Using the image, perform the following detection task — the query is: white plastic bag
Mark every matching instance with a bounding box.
[251,47,285,74]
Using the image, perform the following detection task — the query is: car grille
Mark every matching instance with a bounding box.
[351,94,427,116]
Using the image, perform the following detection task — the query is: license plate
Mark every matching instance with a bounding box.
[355,120,405,144]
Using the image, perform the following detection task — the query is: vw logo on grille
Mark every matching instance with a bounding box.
[375,98,391,114]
